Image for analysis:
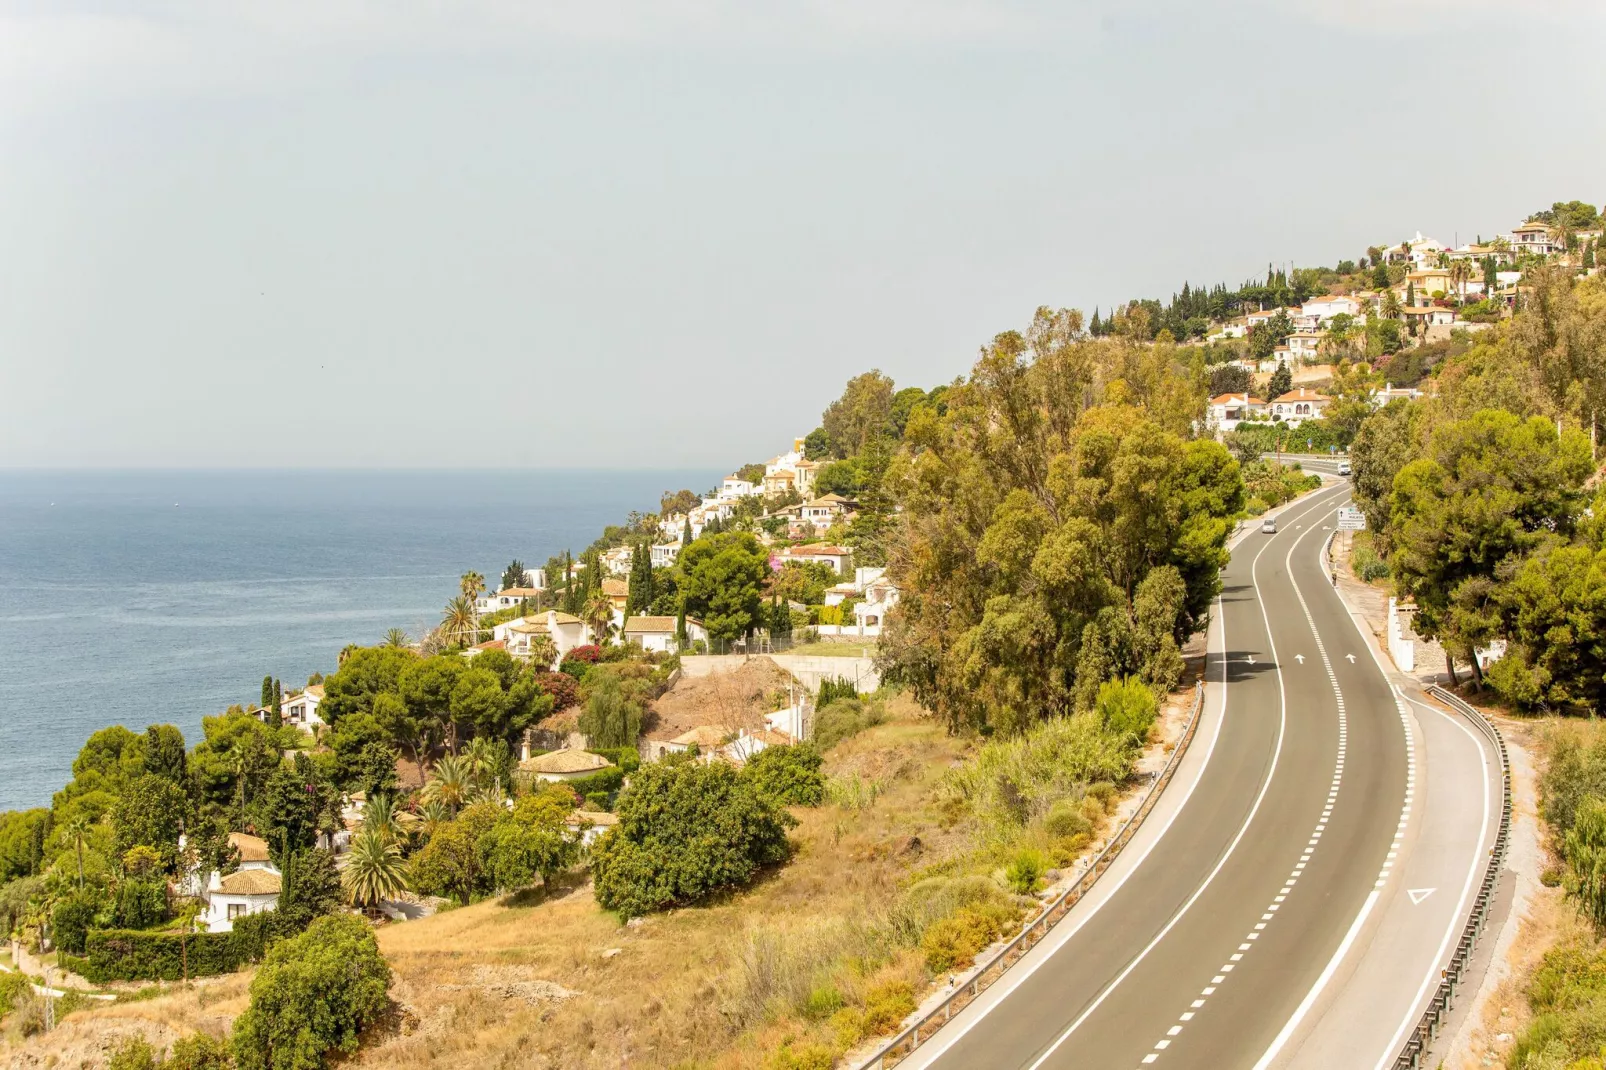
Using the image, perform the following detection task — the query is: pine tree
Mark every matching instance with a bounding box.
[1268,361,1292,399]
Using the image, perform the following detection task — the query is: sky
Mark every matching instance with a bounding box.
[2,1,1603,469]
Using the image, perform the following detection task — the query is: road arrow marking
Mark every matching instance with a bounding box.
[1407,888,1435,905]
[1247,656,1255,665]
[1346,654,1356,663]
[1295,654,1305,664]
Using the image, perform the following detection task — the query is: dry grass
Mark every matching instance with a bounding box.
[6,683,1180,1070]
[2,974,248,1068]
[354,690,972,1070]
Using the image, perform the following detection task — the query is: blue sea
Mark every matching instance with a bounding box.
[0,469,716,813]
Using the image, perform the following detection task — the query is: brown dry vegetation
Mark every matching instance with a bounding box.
[4,679,1180,1070]
[360,693,970,1069]
[645,659,796,742]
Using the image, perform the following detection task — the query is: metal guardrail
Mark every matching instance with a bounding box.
[857,680,1207,1069]
[1390,686,1512,1069]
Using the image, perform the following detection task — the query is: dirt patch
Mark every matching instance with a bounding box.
[644,657,795,741]
[442,964,580,1006]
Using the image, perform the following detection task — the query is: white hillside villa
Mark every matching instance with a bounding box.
[199,833,280,932]
[1208,393,1266,434]
[492,610,591,664]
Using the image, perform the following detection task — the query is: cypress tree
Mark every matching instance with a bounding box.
[270,679,283,729]
[682,517,694,546]
[261,675,274,709]
[675,606,688,652]
[1405,279,1415,308]
[1090,307,1102,336]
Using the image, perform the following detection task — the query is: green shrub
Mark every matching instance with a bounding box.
[861,979,916,1035]
[767,1040,836,1070]
[567,766,626,803]
[78,928,245,983]
[1087,781,1117,809]
[591,756,795,918]
[830,1006,865,1048]
[115,878,170,930]
[946,714,1132,839]
[585,747,641,773]
[811,699,883,752]
[0,969,31,1016]
[232,914,391,1070]
[743,745,826,807]
[802,983,844,1020]
[816,677,860,707]
[1044,799,1092,840]
[108,1037,160,1070]
[52,891,100,954]
[1005,847,1048,894]
[920,898,1021,973]
[1244,497,1268,517]
[167,1033,235,1069]
[1094,677,1158,747]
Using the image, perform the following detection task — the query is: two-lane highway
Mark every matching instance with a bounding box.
[902,481,1483,1070]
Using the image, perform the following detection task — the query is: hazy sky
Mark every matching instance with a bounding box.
[3,1,1603,468]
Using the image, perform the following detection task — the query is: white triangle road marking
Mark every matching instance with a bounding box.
[1407,888,1435,905]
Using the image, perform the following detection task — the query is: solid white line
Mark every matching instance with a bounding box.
[899,591,1235,1066]
[1370,693,1494,1069]
[1018,488,1347,1070]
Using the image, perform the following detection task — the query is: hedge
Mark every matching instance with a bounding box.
[586,747,640,773]
[73,927,246,983]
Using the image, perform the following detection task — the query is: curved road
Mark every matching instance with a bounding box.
[903,481,1496,1070]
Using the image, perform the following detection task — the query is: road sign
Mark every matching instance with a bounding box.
[1337,508,1366,531]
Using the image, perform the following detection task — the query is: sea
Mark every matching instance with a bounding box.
[0,468,717,813]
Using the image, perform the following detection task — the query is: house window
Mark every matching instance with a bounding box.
[227,903,246,920]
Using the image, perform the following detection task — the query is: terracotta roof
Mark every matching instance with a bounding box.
[671,725,729,748]
[1210,393,1265,406]
[748,728,796,746]
[218,869,280,896]
[229,832,271,863]
[497,587,543,599]
[549,612,584,626]
[782,545,851,557]
[303,684,324,699]
[520,748,612,774]
[622,615,678,633]
[568,810,619,827]
[470,639,506,651]
[602,579,629,597]
[506,619,549,634]
[1273,389,1331,403]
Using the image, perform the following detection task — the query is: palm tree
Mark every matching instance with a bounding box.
[461,571,486,601]
[582,588,614,646]
[62,817,92,889]
[462,736,505,787]
[440,596,478,648]
[1547,215,1575,255]
[417,799,452,840]
[342,826,408,912]
[1449,259,1472,304]
[526,633,559,671]
[338,643,360,665]
[423,755,472,812]
[1380,289,1402,320]
[383,628,410,648]
[362,792,403,843]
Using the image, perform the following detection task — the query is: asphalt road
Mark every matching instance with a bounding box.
[906,483,1439,1070]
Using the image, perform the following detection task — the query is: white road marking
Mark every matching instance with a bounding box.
[1406,888,1435,906]
[1133,489,1355,1068]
